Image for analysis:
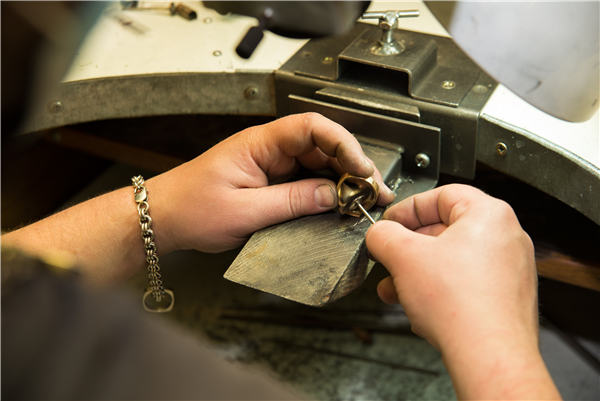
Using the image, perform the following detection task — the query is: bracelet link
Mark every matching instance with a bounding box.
[132,175,174,313]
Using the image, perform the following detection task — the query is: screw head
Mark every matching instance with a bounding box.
[244,86,260,100]
[415,153,430,168]
[473,85,488,93]
[495,142,508,156]
[322,56,334,64]
[203,17,212,24]
[213,50,222,57]
[48,100,63,113]
[441,81,456,89]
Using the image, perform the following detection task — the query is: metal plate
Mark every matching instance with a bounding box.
[276,23,496,180]
[478,115,600,225]
[288,95,440,187]
[19,72,276,135]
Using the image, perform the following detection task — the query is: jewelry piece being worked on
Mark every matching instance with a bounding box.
[132,175,174,313]
[337,173,379,224]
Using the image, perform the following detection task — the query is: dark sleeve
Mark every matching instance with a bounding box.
[1,249,301,400]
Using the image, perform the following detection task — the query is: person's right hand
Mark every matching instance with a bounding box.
[366,184,561,400]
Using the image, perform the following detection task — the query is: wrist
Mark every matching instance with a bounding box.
[143,174,179,255]
[441,328,560,400]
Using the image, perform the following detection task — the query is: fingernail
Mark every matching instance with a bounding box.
[315,184,336,208]
[367,249,380,263]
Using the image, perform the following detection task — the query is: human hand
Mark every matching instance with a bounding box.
[365,184,560,399]
[152,113,395,254]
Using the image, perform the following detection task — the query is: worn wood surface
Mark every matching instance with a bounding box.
[536,247,600,292]
[42,128,185,173]
[225,208,384,307]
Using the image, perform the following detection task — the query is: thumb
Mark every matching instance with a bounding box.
[241,178,338,229]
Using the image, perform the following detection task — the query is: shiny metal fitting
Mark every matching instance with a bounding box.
[337,173,379,217]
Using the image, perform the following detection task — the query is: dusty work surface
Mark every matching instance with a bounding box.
[62,162,598,400]
[130,248,454,400]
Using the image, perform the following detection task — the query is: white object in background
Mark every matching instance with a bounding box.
[483,85,600,169]
[446,2,599,122]
[61,1,598,170]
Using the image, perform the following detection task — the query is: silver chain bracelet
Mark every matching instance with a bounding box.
[132,175,174,313]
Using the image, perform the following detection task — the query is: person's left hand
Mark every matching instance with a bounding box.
[151,113,395,254]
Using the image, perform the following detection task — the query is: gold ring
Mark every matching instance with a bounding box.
[337,173,379,217]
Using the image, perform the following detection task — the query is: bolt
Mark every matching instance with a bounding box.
[244,86,260,100]
[48,100,63,113]
[203,17,212,24]
[415,153,430,168]
[322,56,334,64]
[473,85,488,93]
[213,50,222,57]
[441,81,456,89]
[496,142,508,156]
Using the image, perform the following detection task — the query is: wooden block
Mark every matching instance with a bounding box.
[225,207,384,307]
[42,128,185,173]
[536,247,600,292]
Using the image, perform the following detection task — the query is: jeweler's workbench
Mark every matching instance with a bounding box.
[8,2,600,398]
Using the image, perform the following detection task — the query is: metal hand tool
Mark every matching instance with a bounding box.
[121,1,197,20]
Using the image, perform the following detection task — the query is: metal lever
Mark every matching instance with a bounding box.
[361,10,420,55]
[236,8,273,59]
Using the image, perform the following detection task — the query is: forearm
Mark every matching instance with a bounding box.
[443,334,561,400]
[1,175,176,285]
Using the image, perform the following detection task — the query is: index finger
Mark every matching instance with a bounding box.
[382,184,492,230]
[257,113,375,178]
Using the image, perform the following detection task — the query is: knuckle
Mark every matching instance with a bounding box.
[494,199,517,221]
[287,185,305,219]
[301,112,322,125]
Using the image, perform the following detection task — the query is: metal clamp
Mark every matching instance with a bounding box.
[361,10,420,55]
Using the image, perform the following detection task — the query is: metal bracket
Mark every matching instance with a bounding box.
[275,22,497,180]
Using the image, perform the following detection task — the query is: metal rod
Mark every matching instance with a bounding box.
[356,202,376,224]
[397,10,420,18]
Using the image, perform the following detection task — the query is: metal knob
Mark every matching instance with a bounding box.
[361,10,420,55]
[337,173,379,221]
